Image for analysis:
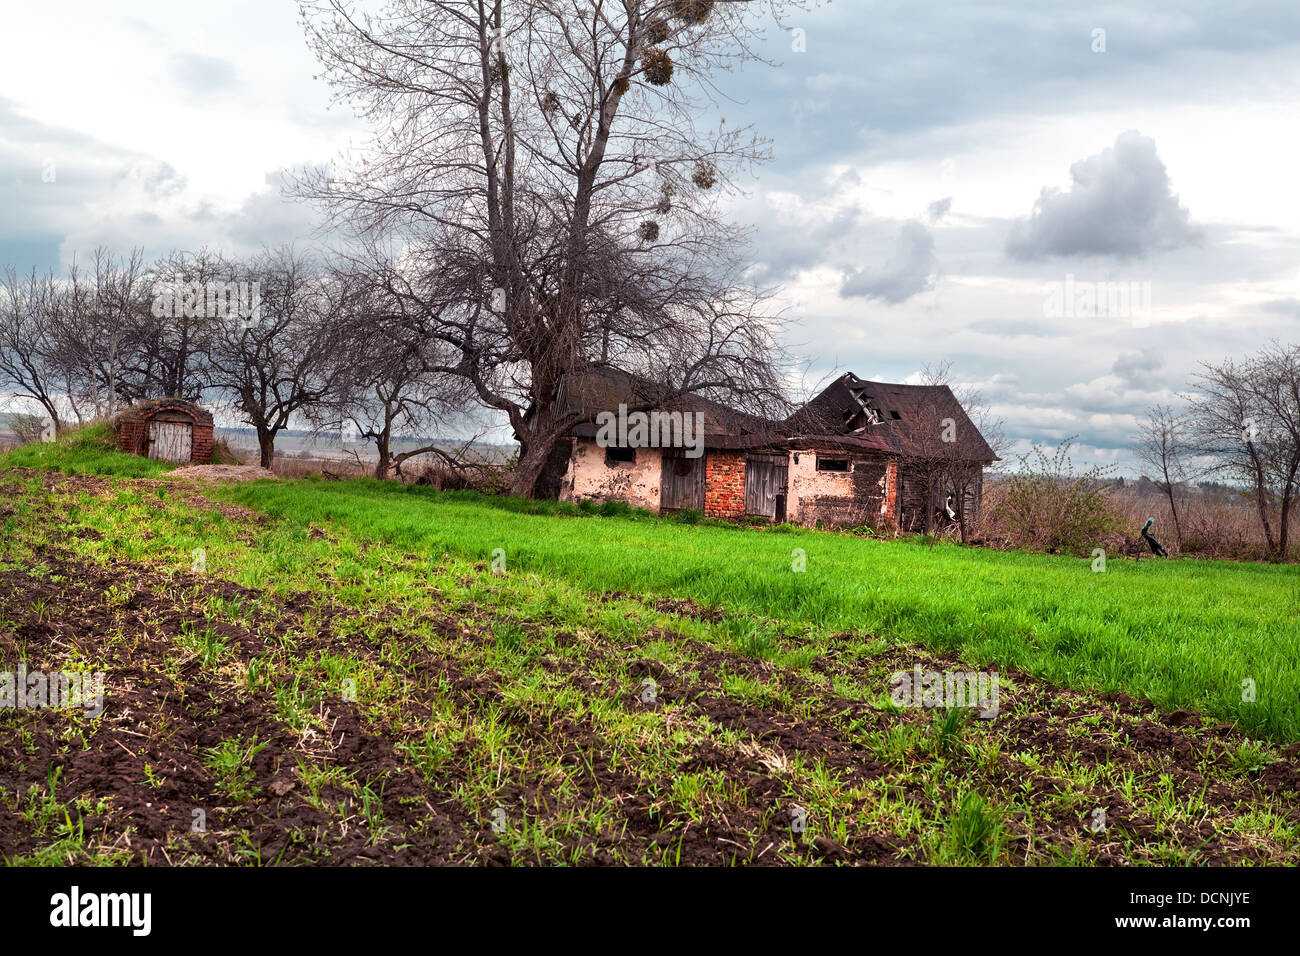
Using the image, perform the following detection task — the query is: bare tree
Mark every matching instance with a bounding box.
[0,267,77,434]
[915,361,1003,542]
[1250,343,1300,555]
[51,248,154,418]
[331,283,481,479]
[9,412,49,445]
[1189,343,1300,559]
[132,248,233,400]
[1135,404,1192,549]
[295,0,799,495]
[920,361,1008,459]
[3,250,221,429]
[210,249,355,468]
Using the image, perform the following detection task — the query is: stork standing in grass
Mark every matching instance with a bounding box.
[1141,517,1168,557]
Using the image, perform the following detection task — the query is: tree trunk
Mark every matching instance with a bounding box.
[1253,486,1277,557]
[257,429,275,470]
[1279,487,1294,558]
[1162,482,1182,550]
[509,437,554,497]
[1247,449,1277,555]
[375,433,391,480]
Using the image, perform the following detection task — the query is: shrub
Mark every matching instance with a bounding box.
[10,412,49,445]
[990,438,1119,554]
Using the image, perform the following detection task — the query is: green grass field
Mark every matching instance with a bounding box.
[214,477,1300,740]
[0,424,174,478]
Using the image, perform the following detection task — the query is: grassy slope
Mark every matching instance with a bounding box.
[0,424,176,478]
[214,479,1300,740]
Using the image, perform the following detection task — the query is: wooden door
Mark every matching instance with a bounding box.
[744,453,788,518]
[149,421,193,461]
[661,450,705,511]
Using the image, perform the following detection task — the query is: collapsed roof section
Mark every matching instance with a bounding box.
[784,373,998,463]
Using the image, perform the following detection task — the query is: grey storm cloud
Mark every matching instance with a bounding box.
[1262,298,1300,318]
[1006,131,1201,260]
[744,199,864,285]
[839,220,937,304]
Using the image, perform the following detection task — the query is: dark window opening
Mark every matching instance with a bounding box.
[817,457,850,472]
[605,446,636,467]
[889,410,901,420]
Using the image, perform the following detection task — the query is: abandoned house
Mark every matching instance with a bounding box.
[114,398,215,463]
[548,367,998,531]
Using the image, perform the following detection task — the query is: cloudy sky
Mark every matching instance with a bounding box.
[3,1,1299,470]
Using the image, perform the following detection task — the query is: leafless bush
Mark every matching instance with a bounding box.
[410,457,510,494]
[1108,490,1286,561]
[980,439,1119,554]
[9,412,49,445]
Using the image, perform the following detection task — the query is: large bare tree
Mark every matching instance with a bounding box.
[295,0,797,495]
[1189,343,1300,559]
[0,267,69,434]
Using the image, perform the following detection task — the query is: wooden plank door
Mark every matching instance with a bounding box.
[149,421,193,461]
[660,450,705,511]
[744,453,788,518]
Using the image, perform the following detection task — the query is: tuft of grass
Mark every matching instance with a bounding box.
[178,620,227,667]
[1228,739,1279,777]
[204,735,268,802]
[931,707,975,753]
[934,790,1006,865]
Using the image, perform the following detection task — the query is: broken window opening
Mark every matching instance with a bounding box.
[605,447,636,467]
[817,457,850,472]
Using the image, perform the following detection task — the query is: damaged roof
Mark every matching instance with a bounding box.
[559,367,998,462]
[785,373,998,463]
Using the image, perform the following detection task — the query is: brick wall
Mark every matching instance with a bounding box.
[192,423,215,463]
[704,450,745,518]
[118,420,149,457]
